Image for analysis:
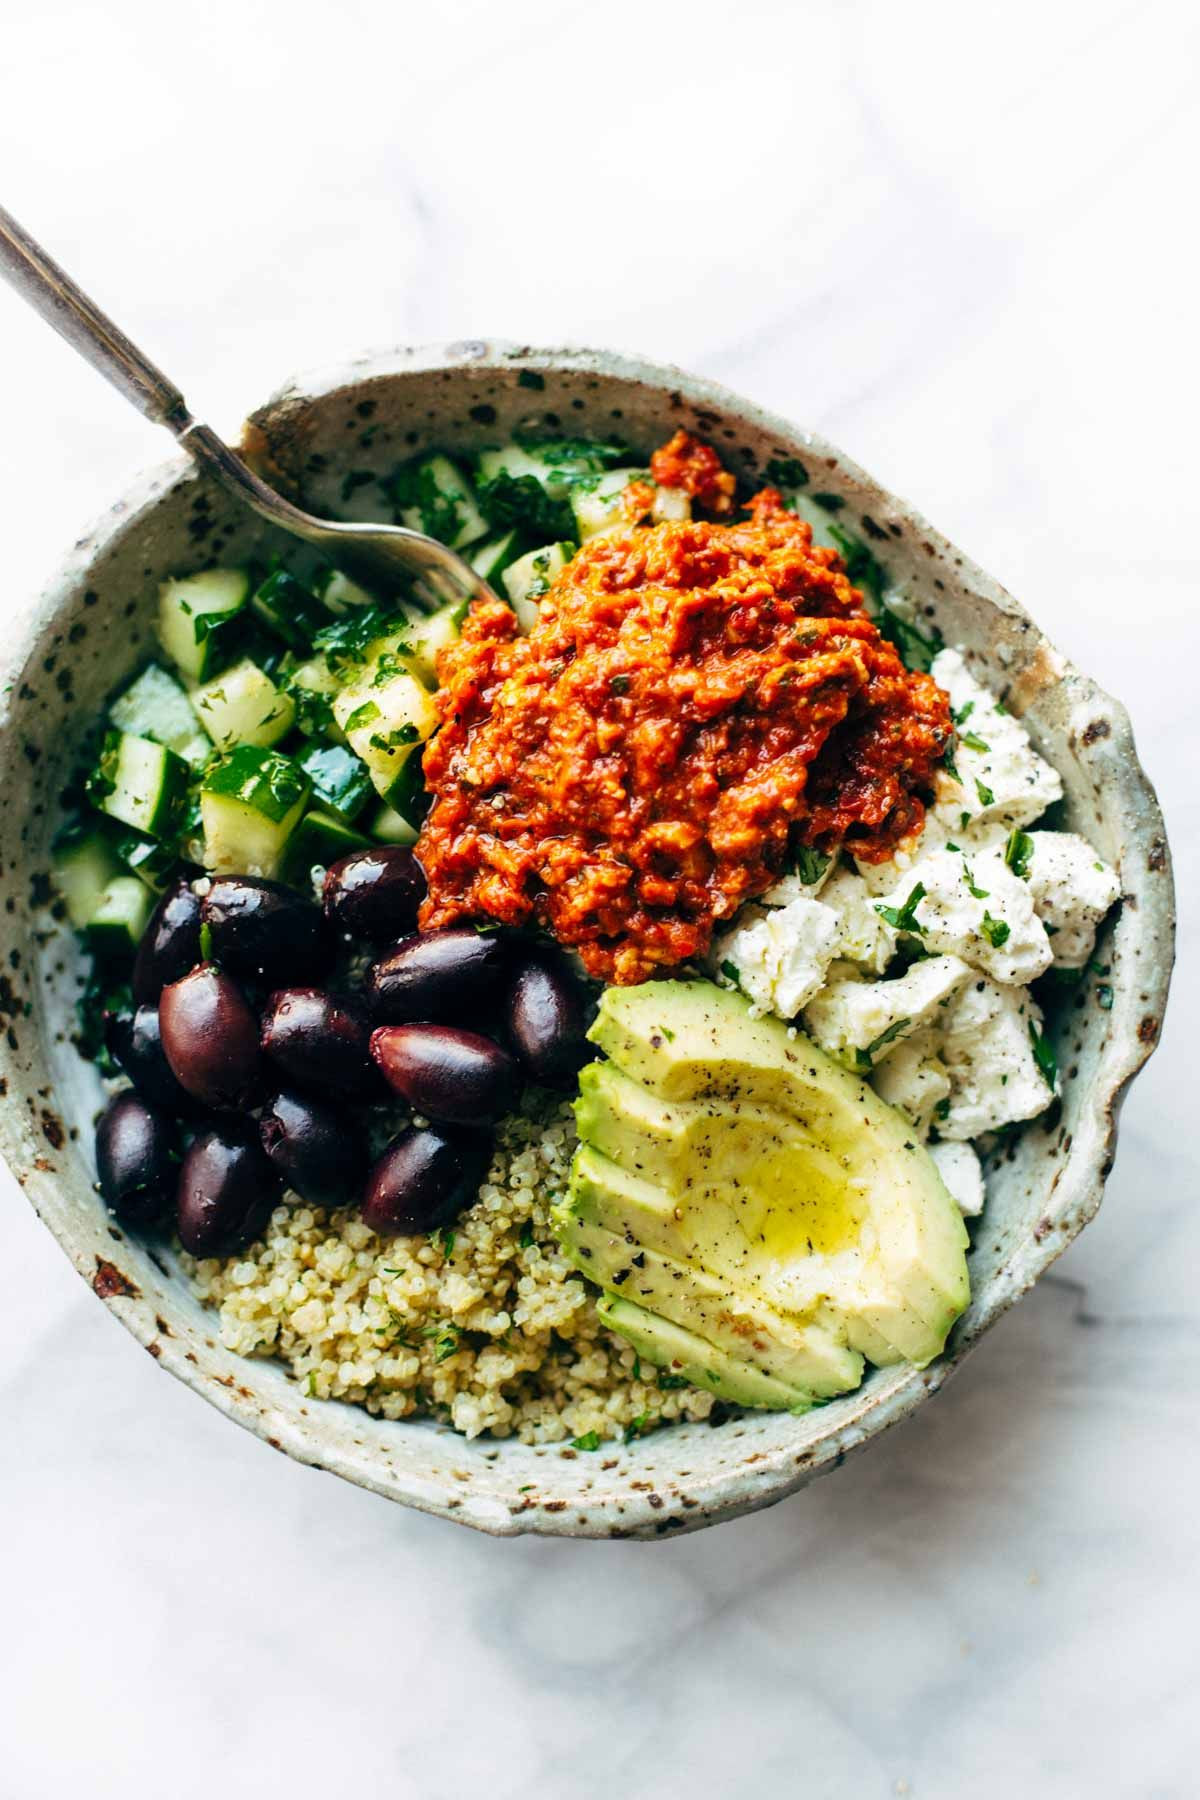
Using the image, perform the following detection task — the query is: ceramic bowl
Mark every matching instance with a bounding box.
[0,343,1174,1538]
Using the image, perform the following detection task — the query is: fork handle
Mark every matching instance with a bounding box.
[0,203,194,432]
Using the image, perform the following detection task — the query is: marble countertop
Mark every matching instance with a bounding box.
[1,2,1196,1794]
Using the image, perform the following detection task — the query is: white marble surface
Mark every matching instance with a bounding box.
[1,2,1197,1794]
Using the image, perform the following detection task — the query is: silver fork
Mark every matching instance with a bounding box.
[0,204,494,609]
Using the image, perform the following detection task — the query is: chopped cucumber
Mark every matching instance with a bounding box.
[53,827,122,929]
[250,568,329,649]
[296,742,373,822]
[316,568,375,614]
[109,663,211,767]
[280,808,371,887]
[570,468,648,541]
[200,746,311,878]
[111,828,180,892]
[388,454,489,551]
[332,635,439,808]
[368,800,420,846]
[401,597,468,687]
[477,439,626,500]
[158,568,250,682]
[282,652,347,742]
[87,730,189,840]
[192,658,296,750]
[469,529,522,587]
[86,875,155,961]
[502,542,573,631]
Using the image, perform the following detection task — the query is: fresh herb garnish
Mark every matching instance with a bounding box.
[962,860,989,899]
[960,731,990,753]
[432,1226,456,1260]
[874,882,926,935]
[789,846,831,887]
[974,777,995,807]
[952,700,975,726]
[198,921,214,961]
[1029,1020,1058,1088]
[1004,828,1034,879]
[571,1431,602,1451]
[766,454,809,490]
[980,911,1011,949]
[623,1413,650,1445]
[854,1017,911,1069]
[719,959,742,987]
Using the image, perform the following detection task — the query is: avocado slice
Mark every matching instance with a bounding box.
[597,1296,817,1411]
[556,979,971,1408]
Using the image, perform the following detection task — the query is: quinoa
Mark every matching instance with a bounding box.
[181,1094,714,1445]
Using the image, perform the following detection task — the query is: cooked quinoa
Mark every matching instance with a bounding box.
[181,1094,714,1444]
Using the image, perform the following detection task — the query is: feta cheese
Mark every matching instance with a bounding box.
[869,1027,951,1137]
[937,977,1056,1139]
[928,1140,986,1217]
[1012,830,1121,968]
[818,865,897,973]
[929,647,1062,835]
[874,847,1052,986]
[713,895,840,1017]
[802,954,972,1068]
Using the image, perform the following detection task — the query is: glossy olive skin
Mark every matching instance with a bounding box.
[131,877,202,1005]
[159,964,262,1109]
[506,948,590,1087]
[95,1091,177,1228]
[105,1004,197,1114]
[323,846,426,945]
[200,876,333,987]
[365,927,511,1024]
[260,987,377,1098]
[259,1090,366,1208]
[362,1125,493,1237]
[176,1120,279,1257]
[370,1023,519,1125]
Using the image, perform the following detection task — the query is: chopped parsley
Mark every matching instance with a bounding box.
[1029,1020,1058,1089]
[962,860,989,900]
[719,959,742,987]
[974,777,995,807]
[343,699,381,732]
[952,700,975,726]
[571,1431,602,1452]
[623,1412,651,1445]
[432,1226,456,1260]
[960,731,990,753]
[198,921,214,961]
[657,1372,690,1390]
[789,845,831,887]
[980,911,1011,949]
[766,454,809,490]
[875,881,926,935]
[1004,828,1034,879]
[854,1017,911,1069]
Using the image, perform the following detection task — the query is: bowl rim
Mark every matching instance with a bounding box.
[0,339,1176,1537]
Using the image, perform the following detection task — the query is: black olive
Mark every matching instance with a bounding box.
[323,846,426,945]
[370,1023,519,1125]
[94,1091,177,1228]
[131,877,202,1004]
[104,1003,197,1114]
[159,964,262,1109]
[259,1090,366,1208]
[506,947,591,1087]
[366,927,511,1024]
[201,876,333,986]
[260,988,378,1098]
[362,1125,493,1237]
[176,1120,279,1257]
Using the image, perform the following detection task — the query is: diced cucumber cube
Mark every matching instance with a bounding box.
[88,730,189,840]
[368,800,420,846]
[469,530,521,587]
[191,658,296,750]
[332,643,439,807]
[316,569,376,614]
[158,568,250,682]
[109,663,211,767]
[401,597,469,688]
[282,652,347,742]
[53,827,122,929]
[388,453,489,551]
[250,568,330,649]
[502,542,573,631]
[570,468,648,541]
[477,440,626,499]
[279,809,371,888]
[111,829,180,892]
[200,746,311,878]
[296,742,373,822]
[85,875,155,961]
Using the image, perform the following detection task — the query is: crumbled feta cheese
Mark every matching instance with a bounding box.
[802,954,972,1068]
[929,647,1062,835]
[869,1026,951,1137]
[874,847,1052,986]
[1011,830,1121,968]
[714,895,840,1017]
[819,865,896,973]
[651,485,691,523]
[937,977,1056,1139]
[928,1140,986,1217]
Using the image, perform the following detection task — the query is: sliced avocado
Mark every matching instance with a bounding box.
[597,1296,814,1411]
[556,979,971,1410]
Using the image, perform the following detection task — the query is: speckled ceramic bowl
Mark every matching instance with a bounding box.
[0,343,1174,1537]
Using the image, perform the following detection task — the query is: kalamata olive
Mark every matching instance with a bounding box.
[370,1023,519,1125]
[323,846,427,945]
[132,877,202,1004]
[159,964,262,1109]
[176,1120,279,1256]
[362,1125,493,1237]
[105,1003,197,1114]
[201,876,333,986]
[259,1090,366,1208]
[95,1091,177,1228]
[260,987,378,1098]
[366,926,511,1023]
[506,948,590,1087]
